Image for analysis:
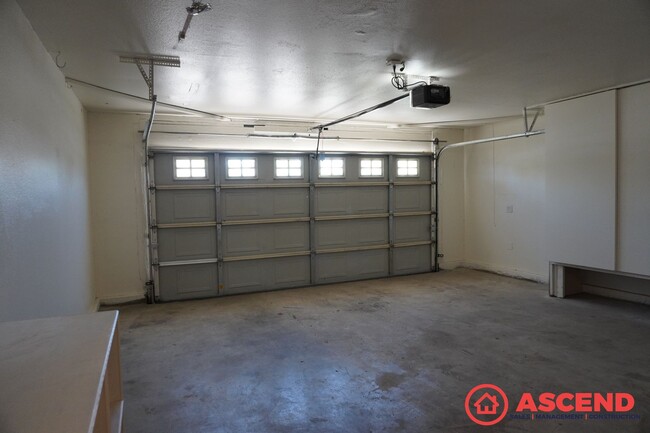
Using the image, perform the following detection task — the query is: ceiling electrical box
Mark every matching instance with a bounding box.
[411,84,451,109]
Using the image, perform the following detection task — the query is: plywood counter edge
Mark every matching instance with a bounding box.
[88,310,120,433]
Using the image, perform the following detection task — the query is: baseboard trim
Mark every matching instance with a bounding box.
[462,260,547,283]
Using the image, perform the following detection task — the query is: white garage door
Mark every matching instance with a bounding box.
[150,152,434,301]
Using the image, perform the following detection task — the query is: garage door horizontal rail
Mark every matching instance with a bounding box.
[222,217,311,226]
[155,184,217,190]
[157,258,219,267]
[156,222,218,229]
[314,181,389,188]
[221,183,310,189]
[393,240,433,248]
[157,239,433,268]
[315,213,388,221]
[154,211,434,230]
[222,251,311,262]
[154,181,432,192]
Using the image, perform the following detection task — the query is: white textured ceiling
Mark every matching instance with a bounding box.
[16,0,650,125]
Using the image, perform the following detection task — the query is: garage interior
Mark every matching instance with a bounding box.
[0,1,649,432]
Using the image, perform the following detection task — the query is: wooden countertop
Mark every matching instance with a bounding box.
[0,311,120,433]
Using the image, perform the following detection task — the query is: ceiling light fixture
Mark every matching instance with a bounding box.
[179,1,213,41]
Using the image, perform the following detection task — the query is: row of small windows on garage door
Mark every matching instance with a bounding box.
[173,156,421,180]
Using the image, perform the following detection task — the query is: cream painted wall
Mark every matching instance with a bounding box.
[463,118,547,282]
[0,0,94,321]
[87,113,149,304]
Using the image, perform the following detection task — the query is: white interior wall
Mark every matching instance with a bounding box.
[462,83,650,287]
[616,82,650,275]
[462,118,548,281]
[87,113,466,303]
[545,91,617,270]
[0,0,94,321]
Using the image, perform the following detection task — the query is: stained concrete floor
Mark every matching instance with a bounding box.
[114,269,650,433]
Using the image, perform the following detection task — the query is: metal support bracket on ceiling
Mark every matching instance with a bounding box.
[523,107,542,133]
[119,54,181,101]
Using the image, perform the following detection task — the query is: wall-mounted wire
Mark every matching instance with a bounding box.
[390,63,428,91]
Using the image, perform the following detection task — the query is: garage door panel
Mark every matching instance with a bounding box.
[315,219,388,249]
[158,227,217,262]
[222,189,308,221]
[157,190,216,224]
[222,256,310,295]
[159,264,218,301]
[273,189,309,216]
[355,187,388,212]
[273,224,309,250]
[222,190,261,219]
[223,223,309,257]
[394,185,430,212]
[316,189,348,215]
[395,215,431,243]
[393,245,431,275]
[315,250,389,284]
[316,187,388,215]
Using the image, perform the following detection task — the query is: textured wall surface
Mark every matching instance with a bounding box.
[0,0,93,321]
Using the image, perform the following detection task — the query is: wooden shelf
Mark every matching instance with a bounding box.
[0,311,123,433]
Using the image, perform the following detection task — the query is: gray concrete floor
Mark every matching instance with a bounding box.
[114,269,650,433]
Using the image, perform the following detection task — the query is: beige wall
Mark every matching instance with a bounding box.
[87,113,149,304]
[437,144,465,269]
[0,0,94,321]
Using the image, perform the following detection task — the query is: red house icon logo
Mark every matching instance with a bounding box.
[465,384,509,426]
[474,392,499,415]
